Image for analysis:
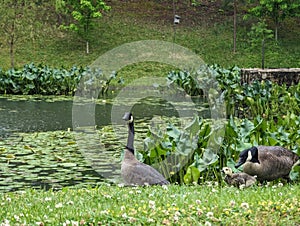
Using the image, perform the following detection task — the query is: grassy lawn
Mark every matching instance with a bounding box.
[1,183,299,225]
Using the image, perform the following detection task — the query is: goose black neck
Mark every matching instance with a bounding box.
[126,121,134,154]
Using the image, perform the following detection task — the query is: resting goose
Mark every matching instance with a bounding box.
[121,112,170,186]
[222,167,256,188]
[235,146,299,182]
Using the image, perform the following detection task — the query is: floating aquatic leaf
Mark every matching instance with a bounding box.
[60,162,77,167]
[6,154,16,159]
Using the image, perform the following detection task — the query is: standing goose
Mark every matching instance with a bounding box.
[222,167,256,188]
[121,112,170,186]
[235,146,299,182]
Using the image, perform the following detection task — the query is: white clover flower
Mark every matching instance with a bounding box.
[241,202,249,209]
[195,199,201,205]
[147,218,155,223]
[13,215,20,222]
[229,200,235,207]
[67,201,74,205]
[162,185,168,190]
[149,200,156,209]
[55,203,63,208]
[128,217,136,223]
[63,220,70,226]
[174,211,181,217]
[204,221,212,226]
[71,221,78,226]
[117,183,125,188]
[174,215,179,221]
[211,188,218,193]
[44,197,52,201]
[206,212,214,218]
[104,194,112,199]
[100,210,109,214]
[278,183,283,187]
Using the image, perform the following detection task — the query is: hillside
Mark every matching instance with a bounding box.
[0,0,299,71]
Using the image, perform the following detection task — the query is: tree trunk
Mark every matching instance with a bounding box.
[86,41,89,54]
[233,0,237,53]
[10,38,15,69]
[9,21,15,69]
[261,39,265,69]
[275,25,278,42]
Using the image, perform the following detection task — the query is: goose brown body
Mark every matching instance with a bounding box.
[121,149,170,185]
[121,112,169,186]
[222,167,256,188]
[235,146,299,182]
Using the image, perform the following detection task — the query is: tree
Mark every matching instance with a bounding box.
[0,0,37,68]
[247,19,274,68]
[247,0,300,41]
[57,0,111,54]
[222,0,242,53]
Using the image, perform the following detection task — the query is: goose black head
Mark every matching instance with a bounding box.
[235,146,260,168]
[123,112,133,123]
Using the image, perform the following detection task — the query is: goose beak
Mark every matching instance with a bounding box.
[122,112,131,121]
[235,160,244,168]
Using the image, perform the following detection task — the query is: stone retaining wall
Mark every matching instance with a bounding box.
[241,68,300,86]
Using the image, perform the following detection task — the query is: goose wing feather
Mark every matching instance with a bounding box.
[244,146,299,181]
[258,146,299,163]
[122,161,169,186]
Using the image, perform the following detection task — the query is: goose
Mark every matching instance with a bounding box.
[222,167,256,188]
[235,146,299,182]
[121,112,170,186]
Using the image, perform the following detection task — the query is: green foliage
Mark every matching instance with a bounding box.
[167,65,300,119]
[143,114,300,184]
[167,70,204,96]
[0,63,118,95]
[57,0,111,53]
[247,0,300,22]
[147,65,300,184]
[247,19,274,48]
[246,0,300,40]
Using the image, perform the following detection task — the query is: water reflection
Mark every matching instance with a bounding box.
[0,95,209,137]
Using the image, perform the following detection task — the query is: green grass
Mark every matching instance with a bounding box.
[1,183,300,225]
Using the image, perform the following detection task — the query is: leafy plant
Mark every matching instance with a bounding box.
[246,0,300,41]
[0,63,118,96]
[57,0,111,54]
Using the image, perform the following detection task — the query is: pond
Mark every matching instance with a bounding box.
[0,94,210,192]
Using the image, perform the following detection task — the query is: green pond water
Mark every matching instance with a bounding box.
[0,95,210,192]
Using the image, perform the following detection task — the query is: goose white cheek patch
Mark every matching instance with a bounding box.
[246,151,252,162]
